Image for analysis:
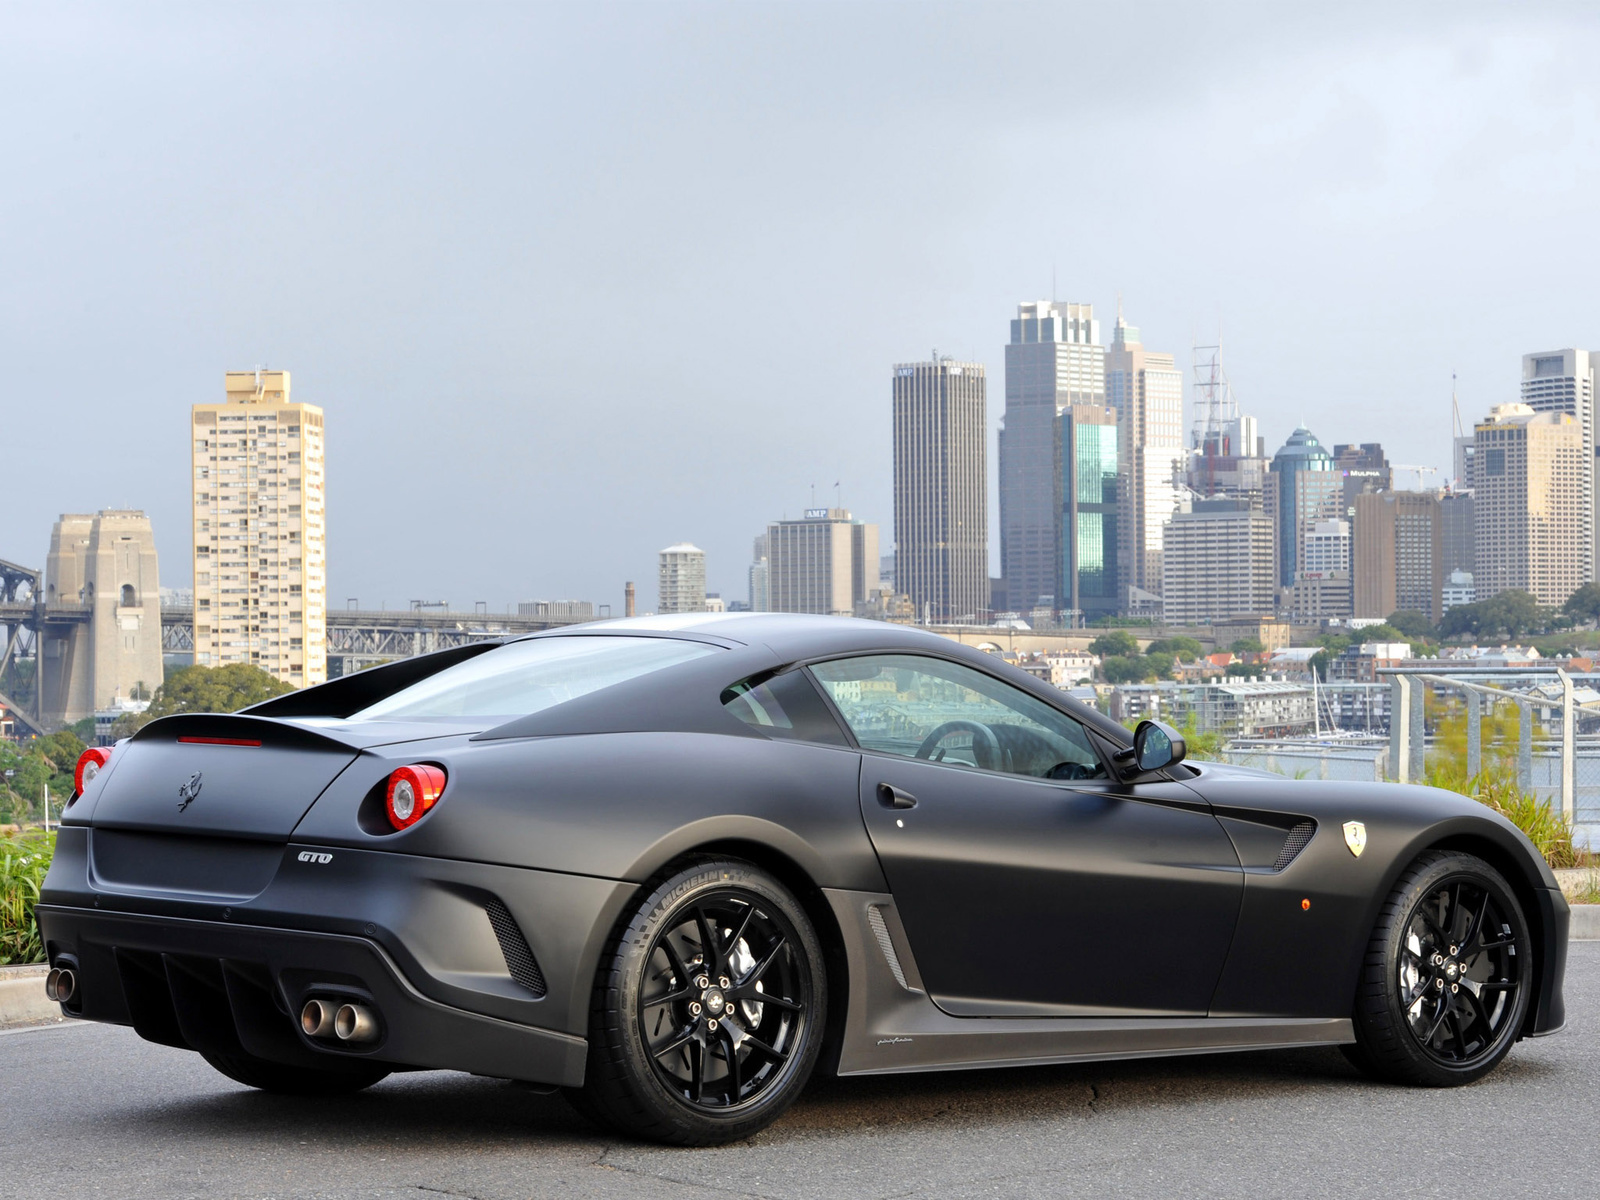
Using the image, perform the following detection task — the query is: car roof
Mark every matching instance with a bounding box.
[525,612,957,658]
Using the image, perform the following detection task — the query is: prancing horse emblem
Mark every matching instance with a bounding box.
[177,772,204,812]
[1343,820,1367,858]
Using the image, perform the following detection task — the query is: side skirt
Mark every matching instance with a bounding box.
[823,889,1354,1078]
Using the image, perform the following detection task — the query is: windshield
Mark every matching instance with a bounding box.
[350,636,719,720]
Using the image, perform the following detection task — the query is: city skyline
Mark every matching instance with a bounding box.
[7,7,1600,608]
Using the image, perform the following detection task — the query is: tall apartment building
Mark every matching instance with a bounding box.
[1473,403,1587,607]
[1267,426,1340,587]
[1060,403,1120,621]
[748,534,770,613]
[191,370,326,687]
[893,356,988,623]
[1521,349,1597,582]
[1161,500,1276,625]
[657,543,707,614]
[1353,491,1444,622]
[999,301,1103,612]
[765,508,879,616]
[1106,310,1186,598]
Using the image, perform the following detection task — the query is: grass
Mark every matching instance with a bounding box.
[1423,759,1589,870]
[0,830,53,965]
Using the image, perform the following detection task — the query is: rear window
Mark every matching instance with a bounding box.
[350,636,719,720]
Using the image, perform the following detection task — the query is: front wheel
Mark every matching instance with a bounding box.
[1346,850,1532,1086]
[569,858,826,1145]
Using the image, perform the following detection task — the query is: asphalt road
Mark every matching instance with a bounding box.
[3,944,1596,1200]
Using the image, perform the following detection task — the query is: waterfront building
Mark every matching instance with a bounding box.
[1059,403,1120,622]
[191,369,326,686]
[1268,426,1340,587]
[894,356,988,623]
[1473,403,1587,607]
[1522,349,1597,581]
[999,301,1103,613]
[1353,491,1444,622]
[1106,309,1186,598]
[765,508,879,617]
[1161,500,1275,625]
[658,543,707,614]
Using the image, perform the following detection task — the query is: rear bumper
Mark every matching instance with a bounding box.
[35,905,589,1086]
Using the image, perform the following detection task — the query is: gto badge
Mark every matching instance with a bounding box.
[1343,821,1367,858]
[297,851,333,865]
[176,772,204,812]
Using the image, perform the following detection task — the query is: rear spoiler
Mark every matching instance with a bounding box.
[129,712,363,753]
[240,641,503,719]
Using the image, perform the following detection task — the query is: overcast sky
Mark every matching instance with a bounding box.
[4,2,1599,611]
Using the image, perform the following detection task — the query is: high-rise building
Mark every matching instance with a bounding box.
[1267,426,1340,587]
[1353,492,1444,622]
[657,543,706,614]
[894,356,988,624]
[999,302,1103,612]
[1161,500,1276,625]
[1440,491,1474,576]
[748,534,770,613]
[1473,403,1587,607]
[1060,403,1120,622]
[191,370,326,686]
[1106,310,1186,598]
[1280,517,1353,621]
[765,508,879,616]
[1188,346,1266,504]
[1521,349,1597,582]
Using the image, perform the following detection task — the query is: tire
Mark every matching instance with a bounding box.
[1346,850,1532,1086]
[202,1050,391,1096]
[568,857,827,1145]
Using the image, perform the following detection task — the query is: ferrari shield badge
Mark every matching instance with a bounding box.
[1343,821,1367,858]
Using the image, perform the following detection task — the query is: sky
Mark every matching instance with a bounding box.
[4,1,1600,612]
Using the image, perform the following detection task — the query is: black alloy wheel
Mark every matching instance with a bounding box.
[571,858,826,1145]
[1347,851,1532,1086]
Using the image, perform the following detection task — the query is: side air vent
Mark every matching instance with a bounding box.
[866,904,916,992]
[484,897,548,997]
[1273,821,1317,872]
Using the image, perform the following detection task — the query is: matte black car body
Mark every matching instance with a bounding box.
[38,614,1567,1094]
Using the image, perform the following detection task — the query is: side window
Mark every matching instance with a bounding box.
[722,670,850,747]
[808,654,1106,781]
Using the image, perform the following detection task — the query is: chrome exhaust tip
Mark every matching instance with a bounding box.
[46,968,75,1005]
[334,1003,378,1044]
[300,998,337,1038]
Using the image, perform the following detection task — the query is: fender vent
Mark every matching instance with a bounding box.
[1273,821,1317,872]
[866,904,914,992]
[484,897,547,997]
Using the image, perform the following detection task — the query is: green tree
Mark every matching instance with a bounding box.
[1441,590,1546,640]
[113,664,295,736]
[1229,637,1265,656]
[1385,610,1436,642]
[1145,636,1203,660]
[1101,655,1156,684]
[1089,631,1140,659]
[1563,582,1600,626]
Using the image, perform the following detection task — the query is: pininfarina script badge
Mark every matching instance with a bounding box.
[177,772,203,812]
[1343,820,1367,858]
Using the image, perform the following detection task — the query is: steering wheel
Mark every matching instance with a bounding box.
[914,720,1002,771]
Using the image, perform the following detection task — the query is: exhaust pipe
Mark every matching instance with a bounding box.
[45,968,76,1005]
[334,1003,378,1044]
[300,998,337,1039]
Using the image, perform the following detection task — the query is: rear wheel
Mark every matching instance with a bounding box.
[1346,851,1532,1086]
[569,858,826,1145]
[202,1050,390,1096]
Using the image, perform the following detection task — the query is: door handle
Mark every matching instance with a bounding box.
[877,783,917,809]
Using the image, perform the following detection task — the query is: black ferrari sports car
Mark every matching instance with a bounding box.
[38,614,1568,1144]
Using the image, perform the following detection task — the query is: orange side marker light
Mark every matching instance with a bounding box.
[1301,898,1312,911]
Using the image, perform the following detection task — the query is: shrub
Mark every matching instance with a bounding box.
[0,830,53,965]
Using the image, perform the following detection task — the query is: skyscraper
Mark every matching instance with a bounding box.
[1521,349,1597,583]
[1268,426,1340,587]
[1060,403,1119,622]
[1353,492,1444,622]
[1473,403,1586,607]
[765,509,879,616]
[1161,500,1276,625]
[894,356,988,623]
[999,301,1103,612]
[748,534,770,613]
[657,544,706,614]
[1105,310,1185,599]
[191,370,326,686]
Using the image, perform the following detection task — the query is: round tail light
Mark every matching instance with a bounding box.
[385,764,447,831]
[74,747,113,795]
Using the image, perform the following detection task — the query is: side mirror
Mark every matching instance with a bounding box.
[1130,719,1186,773]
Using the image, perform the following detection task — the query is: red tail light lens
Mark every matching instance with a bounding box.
[385,764,447,831]
[74,747,113,794]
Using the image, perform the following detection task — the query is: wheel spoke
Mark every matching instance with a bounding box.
[1460,985,1495,1035]
[659,934,692,988]
[652,1025,697,1060]
[739,936,788,989]
[690,1039,705,1104]
[1478,980,1516,993]
[1401,979,1431,1009]
[738,1029,789,1062]
[1460,889,1491,955]
[1477,938,1514,952]
[721,1026,741,1103]
[1422,996,1453,1044]
[693,906,721,973]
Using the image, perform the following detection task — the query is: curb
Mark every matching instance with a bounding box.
[1571,904,1600,941]
[0,967,59,1028]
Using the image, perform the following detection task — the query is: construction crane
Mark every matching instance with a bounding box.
[1391,465,1439,491]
